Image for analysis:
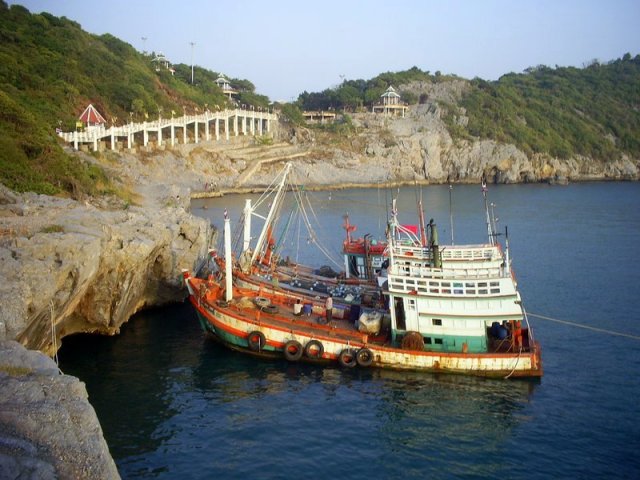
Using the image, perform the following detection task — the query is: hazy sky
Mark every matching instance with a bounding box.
[10,0,640,101]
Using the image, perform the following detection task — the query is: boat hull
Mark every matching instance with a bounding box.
[187,286,542,378]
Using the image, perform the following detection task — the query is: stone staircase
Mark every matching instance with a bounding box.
[231,142,309,187]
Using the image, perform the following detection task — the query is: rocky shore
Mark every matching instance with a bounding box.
[0,149,213,477]
[0,340,120,479]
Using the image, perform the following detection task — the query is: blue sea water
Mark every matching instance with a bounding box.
[58,182,640,479]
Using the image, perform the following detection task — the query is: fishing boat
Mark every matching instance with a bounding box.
[184,174,543,378]
[208,163,386,308]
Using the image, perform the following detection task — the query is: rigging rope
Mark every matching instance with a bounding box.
[528,312,640,341]
[288,182,342,269]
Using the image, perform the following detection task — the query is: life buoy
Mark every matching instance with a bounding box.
[283,340,303,361]
[356,348,374,367]
[304,340,324,359]
[338,349,357,368]
[247,331,266,352]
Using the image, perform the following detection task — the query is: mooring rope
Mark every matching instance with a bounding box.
[50,300,61,372]
[504,345,523,380]
[528,312,640,341]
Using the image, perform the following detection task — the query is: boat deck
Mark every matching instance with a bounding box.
[196,279,390,346]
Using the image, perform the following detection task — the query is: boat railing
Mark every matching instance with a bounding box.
[392,243,496,259]
[441,246,498,261]
[387,273,516,297]
[389,264,507,280]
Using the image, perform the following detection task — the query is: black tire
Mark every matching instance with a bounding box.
[262,304,278,314]
[283,340,303,361]
[247,331,266,352]
[338,348,357,368]
[254,296,270,308]
[356,348,374,367]
[304,340,325,359]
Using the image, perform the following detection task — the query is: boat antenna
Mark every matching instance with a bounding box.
[416,184,428,247]
[449,184,454,245]
[482,174,495,245]
[385,177,390,225]
[504,225,510,277]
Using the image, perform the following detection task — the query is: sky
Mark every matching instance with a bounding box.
[9,0,640,102]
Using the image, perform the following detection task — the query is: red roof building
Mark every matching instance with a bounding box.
[78,104,106,126]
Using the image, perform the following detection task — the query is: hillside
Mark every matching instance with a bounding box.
[0,1,268,196]
[1,0,639,200]
[295,58,640,164]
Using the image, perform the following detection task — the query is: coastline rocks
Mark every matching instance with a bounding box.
[0,340,120,479]
[0,189,212,354]
[274,80,638,186]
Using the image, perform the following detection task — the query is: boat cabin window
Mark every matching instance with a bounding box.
[434,338,443,345]
[407,299,416,311]
[424,337,432,344]
[432,318,442,326]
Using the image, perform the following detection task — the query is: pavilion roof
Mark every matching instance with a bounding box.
[381,86,401,98]
[78,104,106,124]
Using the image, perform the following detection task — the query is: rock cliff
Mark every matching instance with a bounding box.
[273,103,638,187]
[0,181,212,354]
[0,340,120,479]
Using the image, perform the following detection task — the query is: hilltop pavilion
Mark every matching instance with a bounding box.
[215,75,237,99]
[78,104,106,127]
[372,86,408,117]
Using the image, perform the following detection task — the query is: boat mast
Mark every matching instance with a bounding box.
[250,163,292,266]
[243,199,252,253]
[449,184,454,245]
[482,175,495,246]
[504,225,510,277]
[224,212,233,302]
[417,190,428,248]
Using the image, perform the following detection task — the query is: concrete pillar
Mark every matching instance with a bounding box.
[171,123,175,147]
[266,118,270,133]
[251,111,255,135]
[183,119,187,144]
[234,111,239,137]
[195,120,199,144]
[205,115,210,141]
[258,116,263,136]
[111,133,115,150]
[243,114,247,135]
[158,125,163,146]
[143,122,148,146]
[73,131,78,150]
[225,116,229,141]
[215,118,219,141]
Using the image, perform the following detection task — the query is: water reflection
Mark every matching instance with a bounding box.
[58,302,202,459]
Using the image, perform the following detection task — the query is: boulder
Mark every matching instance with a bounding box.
[0,340,120,479]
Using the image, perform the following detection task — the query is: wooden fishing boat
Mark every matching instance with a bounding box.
[184,176,543,378]
[208,163,385,308]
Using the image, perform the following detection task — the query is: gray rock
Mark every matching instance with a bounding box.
[0,341,120,479]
